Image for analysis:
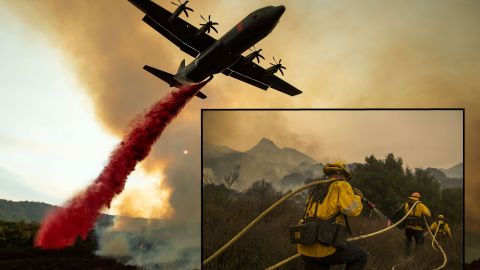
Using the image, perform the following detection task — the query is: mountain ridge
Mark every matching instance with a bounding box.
[440,162,463,179]
[203,138,322,188]
[0,199,144,228]
[204,138,462,189]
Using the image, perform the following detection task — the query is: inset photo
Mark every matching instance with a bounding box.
[201,109,463,270]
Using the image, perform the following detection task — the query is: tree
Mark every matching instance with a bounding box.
[224,165,240,189]
[203,169,215,186]
[351,153,460,223]
[352,154,407,216]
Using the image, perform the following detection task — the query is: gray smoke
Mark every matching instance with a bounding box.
[96,217,200,269]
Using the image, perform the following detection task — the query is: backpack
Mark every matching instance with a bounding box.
[392,202,424,229]
[404,202,426,228]
[392,204,407,230]
[289,181,349,248]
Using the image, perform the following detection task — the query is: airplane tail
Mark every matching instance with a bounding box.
[144,65,180,87]
[143,64,208,99]
[177,59,186,73]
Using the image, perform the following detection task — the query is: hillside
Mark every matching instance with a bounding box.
[203,138,323,188]
[440,162,463,179]
[0,199,113,227]
[0,200,54,223]
[0,200,185,269]
[426,167,463,189]
[245,138,317,166]
[204,138,462,190]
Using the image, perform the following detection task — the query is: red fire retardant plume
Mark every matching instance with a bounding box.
[35,81,209,249]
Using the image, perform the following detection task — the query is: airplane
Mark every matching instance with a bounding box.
[128,0,302,98]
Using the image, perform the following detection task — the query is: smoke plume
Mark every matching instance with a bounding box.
[35,82,208,249]
[97,217,200,269]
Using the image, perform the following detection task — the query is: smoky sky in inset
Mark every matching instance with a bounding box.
[203,110,463,170]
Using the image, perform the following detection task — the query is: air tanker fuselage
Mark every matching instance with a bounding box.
[174,6,285,84]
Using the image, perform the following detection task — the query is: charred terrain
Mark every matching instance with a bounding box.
[0,219,138,270]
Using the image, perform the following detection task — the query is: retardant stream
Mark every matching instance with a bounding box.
[35,80,210,249]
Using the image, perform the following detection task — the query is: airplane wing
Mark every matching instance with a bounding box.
[223,58,302,96]
[128,0,216,58]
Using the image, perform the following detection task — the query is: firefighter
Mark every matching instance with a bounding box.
[404,192,431,256]
[429,214,452,239]
[298,161,367,270]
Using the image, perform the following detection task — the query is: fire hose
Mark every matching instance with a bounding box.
[202,179,336,266]
[431,221,441,251]
[424,216,448,270]
[391,217,447,270]
[265,201,421,270]
[202,179,423,269]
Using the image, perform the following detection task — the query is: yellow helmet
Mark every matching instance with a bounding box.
[323,161,351,179]
[438,214,445,220]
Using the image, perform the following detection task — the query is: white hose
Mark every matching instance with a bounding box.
[202,179,336,266]
[431,222,440,251]
[346,201,420,242]
[424,217,447,270]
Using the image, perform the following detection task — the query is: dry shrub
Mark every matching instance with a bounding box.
[203,182,463,270]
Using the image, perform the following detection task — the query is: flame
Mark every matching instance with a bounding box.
[110,168,174,220]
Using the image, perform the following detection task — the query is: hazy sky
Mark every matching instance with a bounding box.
[0,7,114,203]
[0,0,478,262]
[0,6,171,218]
[203,110,463,169]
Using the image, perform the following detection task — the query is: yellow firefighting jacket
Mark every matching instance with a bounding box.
[404,197,431,231]
[297,178,363,258]
[430,221,452,238]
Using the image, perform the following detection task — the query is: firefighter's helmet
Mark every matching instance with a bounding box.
[410,192,421,199]
[323,161,351,179]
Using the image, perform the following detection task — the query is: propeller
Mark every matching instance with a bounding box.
[247,46,265,63]
[171,0,194,17]
[200,14,219,34]
[269,57,287,76]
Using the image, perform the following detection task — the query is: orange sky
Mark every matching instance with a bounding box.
[203,110,463,169]
[2,0,478,236]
